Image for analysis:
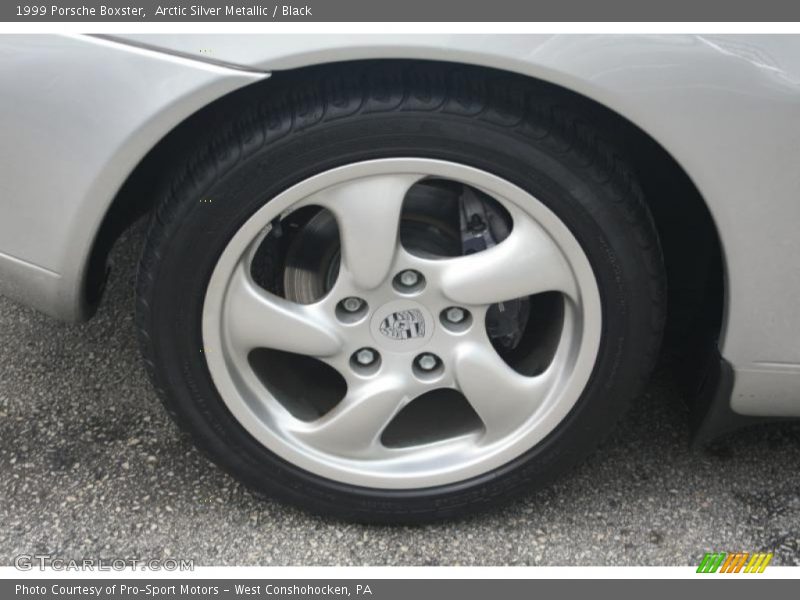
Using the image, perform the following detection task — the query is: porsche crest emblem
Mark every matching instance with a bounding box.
[379,309,426,340]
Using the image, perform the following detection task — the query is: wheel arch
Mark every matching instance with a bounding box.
[89,58,725,401]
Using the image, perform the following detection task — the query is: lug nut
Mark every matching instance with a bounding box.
[398,270,420,287]
[445,307,466,324]
[354,348,378,366]
[342,297,364,312]
[393,270,425,293]
[416,353,439,371]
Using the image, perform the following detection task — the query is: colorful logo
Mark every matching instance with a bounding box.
[697,552,773,573]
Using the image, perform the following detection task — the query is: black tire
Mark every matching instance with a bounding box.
[136,62,665,522]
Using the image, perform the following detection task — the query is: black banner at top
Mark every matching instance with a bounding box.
[3,0,800,22]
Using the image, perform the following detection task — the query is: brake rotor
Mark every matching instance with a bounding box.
[283,182,463,304]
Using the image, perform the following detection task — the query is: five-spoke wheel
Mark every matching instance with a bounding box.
[202,159,601,488]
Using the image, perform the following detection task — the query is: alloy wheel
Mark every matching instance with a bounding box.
[202,158,602,489]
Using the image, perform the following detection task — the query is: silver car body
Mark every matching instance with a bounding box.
[1,33,799,419]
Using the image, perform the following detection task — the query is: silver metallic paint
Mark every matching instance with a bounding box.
[0,34,265,320]
[0,33,798,416]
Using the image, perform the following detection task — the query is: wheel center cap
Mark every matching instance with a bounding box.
[370,300,434,351]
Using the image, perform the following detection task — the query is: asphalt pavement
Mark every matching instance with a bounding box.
[1,223,799,566]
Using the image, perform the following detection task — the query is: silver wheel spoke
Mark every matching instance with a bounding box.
[439,217,578,305]
[293,378,407,457]
[224,263,341,357]
[311,173,422,290]
[454,343,551,443]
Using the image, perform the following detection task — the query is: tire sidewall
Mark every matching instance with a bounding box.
[141,110,659,520]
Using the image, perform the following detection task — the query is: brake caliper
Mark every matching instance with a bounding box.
[459,187,530,351]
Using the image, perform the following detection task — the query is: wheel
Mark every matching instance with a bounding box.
[136,63,665,522]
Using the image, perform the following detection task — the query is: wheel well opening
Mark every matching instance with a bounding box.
[88,59,724,388]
